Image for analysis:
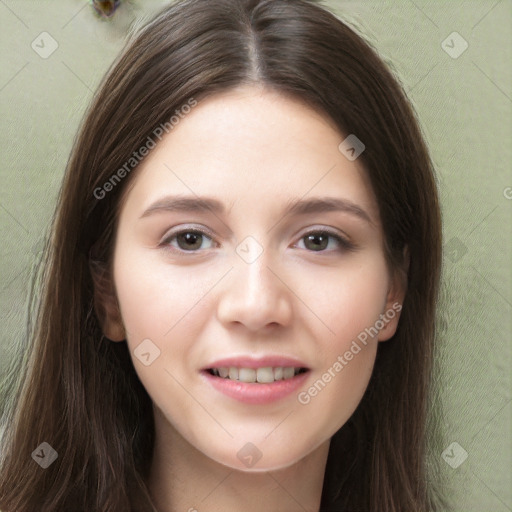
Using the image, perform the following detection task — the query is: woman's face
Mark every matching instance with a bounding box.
[107,85,403,471]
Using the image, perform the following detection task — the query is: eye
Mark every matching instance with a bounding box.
[162,228,215,252]
[160,227,354,254]
[295,229,354,252]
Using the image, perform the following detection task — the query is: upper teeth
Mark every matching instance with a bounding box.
[210,367,303,383]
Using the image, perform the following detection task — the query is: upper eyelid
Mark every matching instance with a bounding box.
[161,225,351,248]
[160,224,216,244]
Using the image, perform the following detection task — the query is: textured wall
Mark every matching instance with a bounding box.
[0,1,510,510]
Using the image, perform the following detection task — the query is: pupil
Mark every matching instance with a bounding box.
[306,234,327,251]
[178,232,202,250]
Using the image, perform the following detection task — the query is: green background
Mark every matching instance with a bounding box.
[0,1,510,510]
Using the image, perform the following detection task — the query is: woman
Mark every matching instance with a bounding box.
[0,0,443,510]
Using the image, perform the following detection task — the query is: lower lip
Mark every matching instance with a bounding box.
[200,370,310,405]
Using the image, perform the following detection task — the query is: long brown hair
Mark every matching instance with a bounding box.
[0,0,443,510]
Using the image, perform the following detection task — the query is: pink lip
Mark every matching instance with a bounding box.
[200,369,310,405]
[202,355,309,370]
[200,355,310,405]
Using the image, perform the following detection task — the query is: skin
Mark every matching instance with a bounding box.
[98,85,405,512]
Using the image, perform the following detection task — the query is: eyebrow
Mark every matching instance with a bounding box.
[140,195,372,223]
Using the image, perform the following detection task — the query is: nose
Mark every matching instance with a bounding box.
[216,250,293,332]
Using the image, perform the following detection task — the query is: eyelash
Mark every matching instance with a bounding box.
[160,226,355,254]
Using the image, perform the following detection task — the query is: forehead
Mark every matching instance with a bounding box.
[119,85,380,224]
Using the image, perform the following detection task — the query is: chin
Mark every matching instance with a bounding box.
[203,438,321,473]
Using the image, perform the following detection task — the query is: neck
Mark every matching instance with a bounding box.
[147,407,329,512]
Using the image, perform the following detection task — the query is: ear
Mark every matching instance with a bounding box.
[378,246,409,342]
[89,259,126,342]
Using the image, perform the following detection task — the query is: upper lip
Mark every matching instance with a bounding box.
[202,355,309,370]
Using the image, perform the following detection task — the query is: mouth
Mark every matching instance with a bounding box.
[200,356,311,404]
[206,366,309,383]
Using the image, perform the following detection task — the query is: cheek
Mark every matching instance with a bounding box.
[295,342,378,449]
[290,257,388,431]
[111,250,221,416]
[112,247,230,405]
[113,249,223,342]
[298,255,390,346]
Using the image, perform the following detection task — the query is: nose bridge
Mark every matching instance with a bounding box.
[234,242,279,308]
[216,239,292,330]
[234,234,275,296]
[238,249,273,299]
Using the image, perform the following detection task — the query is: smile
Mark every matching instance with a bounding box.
[208,366,308,383]
[201,356,311,404]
